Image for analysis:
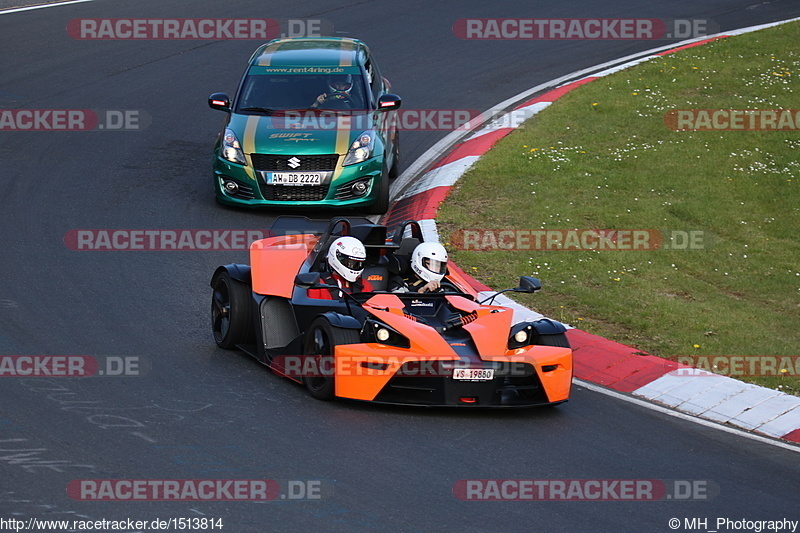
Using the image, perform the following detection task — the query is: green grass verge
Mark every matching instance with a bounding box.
[438,21,800,395]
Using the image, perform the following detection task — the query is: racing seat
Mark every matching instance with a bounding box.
[387,236,420,278]
[396,236,421,257]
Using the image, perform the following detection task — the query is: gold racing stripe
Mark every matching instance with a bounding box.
[256,41,283,66]
[332,115,352,182]
[339,39,354,66]
[242,115,260,181]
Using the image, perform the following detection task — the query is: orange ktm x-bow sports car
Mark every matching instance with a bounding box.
[210,217,573,407]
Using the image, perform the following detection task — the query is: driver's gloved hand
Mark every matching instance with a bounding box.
[310,93,327,108]
[418,280,440,293]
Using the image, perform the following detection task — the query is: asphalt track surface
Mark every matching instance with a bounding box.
[1,1,800,531]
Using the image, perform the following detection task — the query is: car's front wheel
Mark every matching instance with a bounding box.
[388,131,400,181]
[302,317,360,400]
[367,163,390,215]
[536,333,571,348]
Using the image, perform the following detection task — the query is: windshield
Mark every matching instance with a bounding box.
[236,73,369,112]
[350,286,469,299]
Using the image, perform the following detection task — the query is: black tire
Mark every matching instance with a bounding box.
[302,317,360,400]
[211,272,255,350]
[388,131,400,181]
[367,164,390,215]
[537,333,571,348]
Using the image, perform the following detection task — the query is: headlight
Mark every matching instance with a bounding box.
[361,319,410,349]
[508,323,535,349]
[342,130,376,166]
[221,128,246,165]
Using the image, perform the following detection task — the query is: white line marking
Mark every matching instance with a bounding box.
[130,431,157,443]
[0,0,94,15]
[575,379,800,453]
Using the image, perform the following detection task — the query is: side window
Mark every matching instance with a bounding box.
[364,58,383,103]
[364,59,374,85]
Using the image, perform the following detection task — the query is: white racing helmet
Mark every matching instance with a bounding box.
[411,242,448,283]
[327,236,366,283]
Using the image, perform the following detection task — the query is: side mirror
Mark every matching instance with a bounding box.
[479,276,542,305]
[295,272,338,290]
[377,93,401,111]
[294,272,322,288]
[208,92,231,112]
[516,276,542,293]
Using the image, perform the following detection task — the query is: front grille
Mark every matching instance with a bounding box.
[374,362,549,406]
[259,184,330,202]
[250,154,339,172]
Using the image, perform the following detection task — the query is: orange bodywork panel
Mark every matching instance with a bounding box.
[333,344,459,401]
[483,346,573,402]
[444,295,482,313]
[445,295,516,359]
[363,294,456,355]
[333,343,572,403]
[250,234,318,297]
[332,293,573,403]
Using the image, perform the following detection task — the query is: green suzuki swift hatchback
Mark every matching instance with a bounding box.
[208,37,401,214]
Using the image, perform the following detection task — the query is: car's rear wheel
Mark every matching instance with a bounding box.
[211,272,254,350]
[302,317,360,400]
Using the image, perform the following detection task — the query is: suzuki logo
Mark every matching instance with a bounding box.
[287,157,301,169]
